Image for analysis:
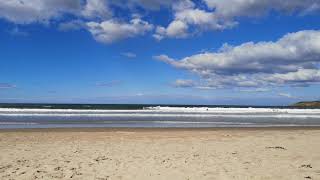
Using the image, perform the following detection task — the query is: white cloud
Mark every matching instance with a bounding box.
[172,79,218,90]
[174,8,236,30]
[86,18,153,43]
[58,20,86,31]
[121,52,137,58]
[0,0,82,24]
[194,86,217,90]
[1,0,320,42]
[238,88,270,93]
[0,0,113,24]
[0,0,160,43]
[154,20,189,40]
[264,69,320,86]
[82,0,111,19]
[173,79,195,88]
[155,30,320,88]
[278,93,296,98]
[154,0,320,39]
[204,0,320,17]
[152,1,236,39]
[135,93,144,96]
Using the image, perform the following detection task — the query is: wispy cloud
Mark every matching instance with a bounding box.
[121,52,137,58]
[172,79,195,88]
[96,80,121,87]
[47,90,57,94]
[58,20,86,32]
[278,93,296,98]
[195,86,217,90]
[238,88,270,93]
[0,83,16,89]
[172,79,218,90]
[8,27,28,36]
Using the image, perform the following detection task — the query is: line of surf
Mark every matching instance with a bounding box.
[1,107,320,114]
[1,113,320,118]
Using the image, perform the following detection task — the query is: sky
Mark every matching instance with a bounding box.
[1,0,320,106]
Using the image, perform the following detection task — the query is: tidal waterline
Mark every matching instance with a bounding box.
[0,106,320,129]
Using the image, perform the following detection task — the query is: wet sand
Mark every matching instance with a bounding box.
[0,128,320,180]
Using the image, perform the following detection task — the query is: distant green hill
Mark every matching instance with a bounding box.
[291,101,320,108]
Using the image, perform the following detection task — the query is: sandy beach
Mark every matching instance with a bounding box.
[0,128,320,180]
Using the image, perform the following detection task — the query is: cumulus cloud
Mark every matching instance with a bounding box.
[264,69,320,86]
[154,0,320,39]
[0,0,113,24]
[204,0,320,17]
[0,0,168,24]
[155,30,320,88]
[154,0,230,40]
[0,0,155,43]
[1,0,320,42]
[154,20,189,40]
[86,18,153,43]
[82,0,111,19]
[0,0,82,24]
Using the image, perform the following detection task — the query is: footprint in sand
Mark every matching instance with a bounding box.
[0,165,12,173]
[300,164,312,169]
[265,146,286,150]
[54,166,62,171]
[94,156,110,162]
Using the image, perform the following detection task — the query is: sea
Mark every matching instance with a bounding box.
[0,103,320,129]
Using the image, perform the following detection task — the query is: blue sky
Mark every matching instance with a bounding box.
[1,0,320,105]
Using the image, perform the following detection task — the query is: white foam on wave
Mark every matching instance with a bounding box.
[143,106,320,114]
[1,113,320,118]
[1,107,320,114]
[0,122,39,125]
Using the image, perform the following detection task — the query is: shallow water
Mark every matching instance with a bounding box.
[0,107,320,129]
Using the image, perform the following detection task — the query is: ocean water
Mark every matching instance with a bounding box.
[0,104,320,129]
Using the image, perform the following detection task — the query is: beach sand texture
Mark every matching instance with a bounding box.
[0,128,320,180]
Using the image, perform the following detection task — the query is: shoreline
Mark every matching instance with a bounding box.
[1,126,320,132]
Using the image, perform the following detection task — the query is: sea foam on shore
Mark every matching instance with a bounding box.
[0,107,320,129]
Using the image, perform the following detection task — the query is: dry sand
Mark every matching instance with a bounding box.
[0,128,320,180]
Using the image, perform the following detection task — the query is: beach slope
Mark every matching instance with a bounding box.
[0,128,320,180]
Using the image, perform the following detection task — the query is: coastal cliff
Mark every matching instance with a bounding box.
[291,101,320,108]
